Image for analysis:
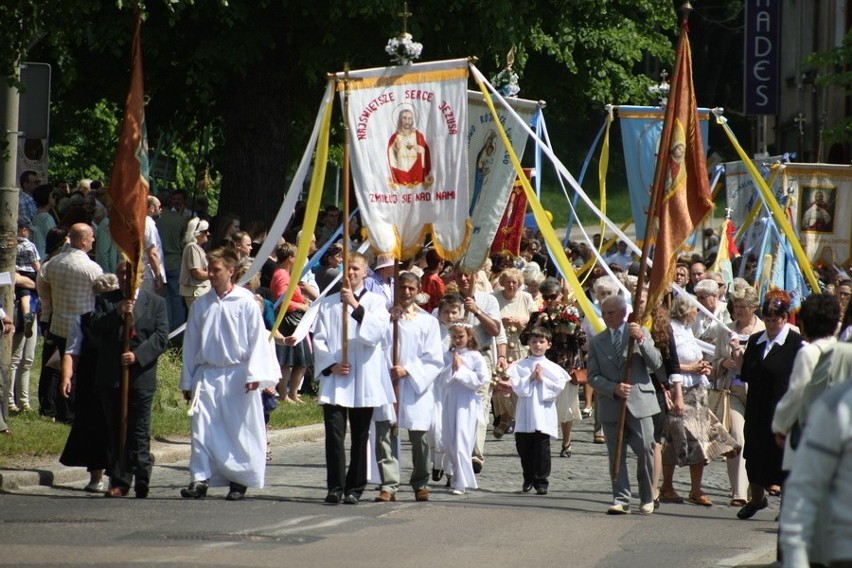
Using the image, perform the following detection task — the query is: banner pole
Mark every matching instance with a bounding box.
[341,64,351,365]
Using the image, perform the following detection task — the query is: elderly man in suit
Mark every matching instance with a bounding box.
[587,294,662,515]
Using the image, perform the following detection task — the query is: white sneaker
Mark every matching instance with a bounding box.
[640,502,655,514]
[83,480,105,493]
[451,489,465,496]
[606,503,631,515]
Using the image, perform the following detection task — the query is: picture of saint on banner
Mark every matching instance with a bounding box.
[800,186,835,233]
[388,105,434,187]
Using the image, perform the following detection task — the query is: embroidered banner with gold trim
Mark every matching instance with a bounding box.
[336,59,470,260]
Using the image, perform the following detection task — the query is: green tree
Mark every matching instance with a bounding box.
[6,0,682,225]
[809,29,852,145]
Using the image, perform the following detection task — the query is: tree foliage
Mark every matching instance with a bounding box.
[5,0,687,225]
[808,29,852,145]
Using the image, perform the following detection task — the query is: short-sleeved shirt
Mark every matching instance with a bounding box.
[16,237,40,273]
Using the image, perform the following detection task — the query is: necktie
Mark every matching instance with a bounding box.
[613,328,622,356]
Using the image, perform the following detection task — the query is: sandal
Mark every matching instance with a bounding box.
[559,443,572,458]
[658,488,684,503]
[688,492,713,507]
[768,485,781,497]
[730,498,748,507]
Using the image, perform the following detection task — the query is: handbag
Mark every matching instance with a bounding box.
[569,368,587,385]
[707,387,732,432]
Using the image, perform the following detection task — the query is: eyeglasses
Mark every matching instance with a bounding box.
[543,293,559,301]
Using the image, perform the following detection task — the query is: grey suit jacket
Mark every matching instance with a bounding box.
[587,325,663,422]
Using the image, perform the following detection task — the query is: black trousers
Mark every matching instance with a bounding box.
[515,431,551,489]
[98,385,156,490]
[323,405,374,497]
[39,334,73,424]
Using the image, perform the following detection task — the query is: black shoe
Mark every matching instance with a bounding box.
[431,468,444,482]
[472,459,483,474]
[737,496,769,520]
[343,493,359,505]
[654,498,660,510]
[536,486,548,496]
[324,492,342,505]
[226,482,247,501]
[135,481,149,499]
[180,480,208,499]
[505,420,515,435]
[522,481,533,493]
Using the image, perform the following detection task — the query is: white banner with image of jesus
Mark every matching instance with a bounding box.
[337,59,470,260]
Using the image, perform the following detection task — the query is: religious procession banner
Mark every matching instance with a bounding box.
[462,92,539,271]
[336,59,470,260]
[724,155,784,267]
[489,170,531,257]
[618,105,710,245]
[784,163,852,267]
[724,155,784,229]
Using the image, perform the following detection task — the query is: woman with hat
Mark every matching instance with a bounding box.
[179,218,211,309]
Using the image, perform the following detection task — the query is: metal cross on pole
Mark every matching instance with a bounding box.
[399,2,412,34]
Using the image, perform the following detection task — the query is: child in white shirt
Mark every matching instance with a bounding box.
[507,327,569,495]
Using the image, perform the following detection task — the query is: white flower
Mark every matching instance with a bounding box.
[386,32,423,66]
[491,68,520,97]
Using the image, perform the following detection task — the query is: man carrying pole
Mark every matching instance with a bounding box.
[313,252,395,505]
[587,295,662,514]
[610,0,714,495]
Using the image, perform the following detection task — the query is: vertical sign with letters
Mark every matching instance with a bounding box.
[744,0,780,115]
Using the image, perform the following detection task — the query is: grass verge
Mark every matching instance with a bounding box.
[0,341,323,469]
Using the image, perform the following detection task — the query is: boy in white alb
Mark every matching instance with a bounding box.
[383,272,444,501]
[507,327,569,495]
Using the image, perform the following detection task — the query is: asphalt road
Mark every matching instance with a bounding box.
[0,416,779,568]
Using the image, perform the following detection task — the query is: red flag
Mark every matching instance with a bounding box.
[490,170,531,257]
[647,17,714,305]
[108,13,149,291]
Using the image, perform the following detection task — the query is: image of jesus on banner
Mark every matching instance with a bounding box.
[388,104,433,187]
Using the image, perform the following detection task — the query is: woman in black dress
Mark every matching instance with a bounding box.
[737,290,803,520]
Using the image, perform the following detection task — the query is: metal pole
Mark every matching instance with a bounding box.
[0,64,21,431]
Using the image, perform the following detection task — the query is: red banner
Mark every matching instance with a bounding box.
[647,17,713,307]
[490,169,531,257]
[108,13,149,290]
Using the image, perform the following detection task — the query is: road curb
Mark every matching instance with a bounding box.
[0,423,325,492]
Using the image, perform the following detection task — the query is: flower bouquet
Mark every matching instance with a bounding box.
[385,33,423,66]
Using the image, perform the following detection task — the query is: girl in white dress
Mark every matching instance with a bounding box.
[429,295,464,482]
[440,320,489,495]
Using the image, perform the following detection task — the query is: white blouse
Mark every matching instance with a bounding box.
[668,319,710,389]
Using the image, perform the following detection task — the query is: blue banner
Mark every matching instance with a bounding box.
[618,105,710,244]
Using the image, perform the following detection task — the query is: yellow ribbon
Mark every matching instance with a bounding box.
[734,166,780,243]
[714,113,820,293]
[473,74,604,333]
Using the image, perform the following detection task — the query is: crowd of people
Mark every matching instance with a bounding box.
[2,175,851,567]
